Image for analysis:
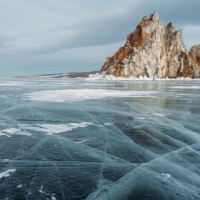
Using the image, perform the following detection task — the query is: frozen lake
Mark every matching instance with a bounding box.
[0,78,200,200]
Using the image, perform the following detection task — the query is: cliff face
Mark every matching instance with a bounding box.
[189,45,200,77]
[101,12,200,78]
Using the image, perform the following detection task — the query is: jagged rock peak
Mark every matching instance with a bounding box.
[142,11,159,21]
[101,12,200,78]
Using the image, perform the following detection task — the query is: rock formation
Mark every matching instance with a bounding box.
[101,12,200,78]
[189,45,200,77]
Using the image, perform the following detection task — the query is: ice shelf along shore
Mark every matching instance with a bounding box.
[0,77,200,200]
[88,73,200,81]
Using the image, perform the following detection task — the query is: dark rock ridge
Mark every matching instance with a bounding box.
[101,12,200,78]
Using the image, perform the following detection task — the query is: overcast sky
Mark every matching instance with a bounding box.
[0,0,200,77]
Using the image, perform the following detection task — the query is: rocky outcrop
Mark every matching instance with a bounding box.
[101,12,200,78]
[189,45,200,77]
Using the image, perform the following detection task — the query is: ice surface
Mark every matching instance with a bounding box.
[0,81,25,86]
[0,78,200,199]
[172,86,200,89]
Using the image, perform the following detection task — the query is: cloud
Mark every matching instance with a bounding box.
[0,35,16,49]
[16,10,135,54]
[10,0,200,55]
[0,0,200,76]
[0,41,124,77]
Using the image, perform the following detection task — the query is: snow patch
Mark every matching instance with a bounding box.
[39,185,56,200]
[104,123,112,126]
[0,132,9,137]
[20,122,94,135]
[0,128,32,137]
[17,184,22,188]
[162,173,171,180]
[0,169,16,179]
[24,89,157,102]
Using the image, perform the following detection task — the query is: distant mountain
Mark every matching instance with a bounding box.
[38,72,82,77]
[17,71,99,78]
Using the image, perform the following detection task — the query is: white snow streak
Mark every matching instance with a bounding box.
[0,169,16,179]
[24,89,157,102]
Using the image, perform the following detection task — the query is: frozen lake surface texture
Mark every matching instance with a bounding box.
[0,78,200,200]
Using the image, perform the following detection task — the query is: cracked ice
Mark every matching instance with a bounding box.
[0,78,200,200]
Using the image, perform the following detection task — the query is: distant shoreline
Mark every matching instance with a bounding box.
[16,71,99,78]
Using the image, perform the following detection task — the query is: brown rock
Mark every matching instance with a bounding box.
[189,45,200,68]
[127,33,133,41]
[106,57,111,62]
[117,52,124,59]
[177,52,194,78]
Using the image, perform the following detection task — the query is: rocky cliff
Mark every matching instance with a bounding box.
[101,12,200,78]
[189,45,200,77]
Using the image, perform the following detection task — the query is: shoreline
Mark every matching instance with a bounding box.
[88,73,200,81]
[15,71,99,79]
